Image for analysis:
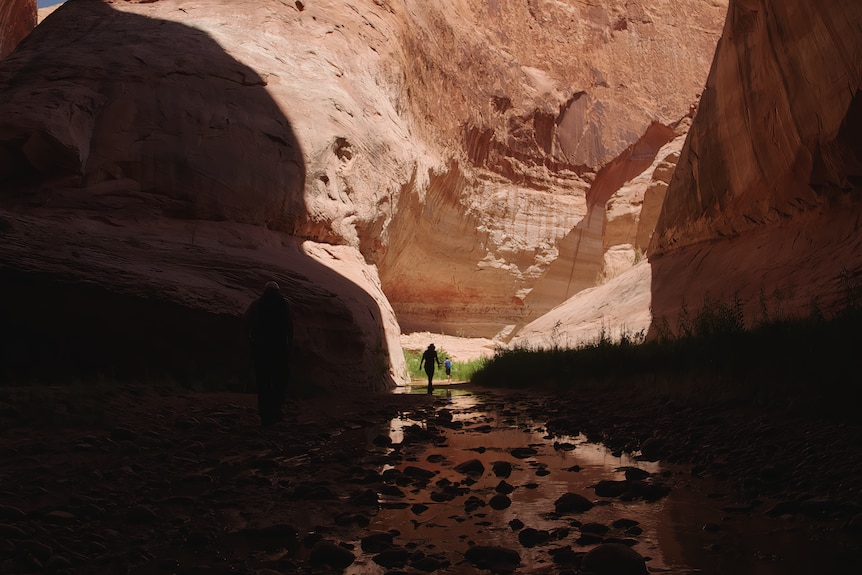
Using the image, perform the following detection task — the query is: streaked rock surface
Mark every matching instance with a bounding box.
[0,0,35,59]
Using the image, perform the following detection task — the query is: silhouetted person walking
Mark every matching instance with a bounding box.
[245,281,293,426]
[419,343,440,394]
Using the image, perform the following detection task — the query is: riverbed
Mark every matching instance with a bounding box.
[342,384,860,574]
[1,381,857,574]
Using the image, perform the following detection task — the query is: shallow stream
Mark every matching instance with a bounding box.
[342,385,855,574]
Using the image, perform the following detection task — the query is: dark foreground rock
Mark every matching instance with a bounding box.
[3,381,861,574]
[581,542,648,575]
[555,491,595,514]
[464,544,521,572]
[537,390,862,522]
[0,383,435,574]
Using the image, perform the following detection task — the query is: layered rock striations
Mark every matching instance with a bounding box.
[0,0,728,385]
[652,0,862,253]
[0,0,36,59]
[601,123,691,279]
[375,0,727,336]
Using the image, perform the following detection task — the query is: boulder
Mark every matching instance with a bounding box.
[492,461,513,478]
[554,492,594,514]
[309,540,355,570]
[580,543,648,575]
[464,545,521,573]
[454,459,485,477]
[517,527,550,548]
[373,547,409,568]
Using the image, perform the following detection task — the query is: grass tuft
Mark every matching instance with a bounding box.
[471,290,862,421]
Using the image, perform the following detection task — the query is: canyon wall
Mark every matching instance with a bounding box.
[0,0,727,386]
[0,0,35,59]
[648,0,862,329]
[0,0,406,389]
[378,0,727,337]
[514,0,862,349]
[652,0,862,254]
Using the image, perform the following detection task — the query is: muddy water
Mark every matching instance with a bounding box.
[344,385,854,575]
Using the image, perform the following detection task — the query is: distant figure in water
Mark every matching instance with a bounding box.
[418,343,441,394]
[245,281,293,426]
[443,357,452,382]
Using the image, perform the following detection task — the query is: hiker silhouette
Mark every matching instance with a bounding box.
[245,281,293,425]
[418,343,440,394]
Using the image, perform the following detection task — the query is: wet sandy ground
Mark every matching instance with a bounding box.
[1,381,860,574]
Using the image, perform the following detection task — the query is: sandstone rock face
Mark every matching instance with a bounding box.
[0,0,35,59]
[648,0,862,328]
[517,0,862,347]
[517,121,686,331]
[0,0,405,388]
[602,127,687,283]
[0,0,727,384]
[377,0,727,337]
[0,212,406,390]
[511,260,653,350]
[515,199,862,350]
[652,0,862,252]
[37,3,64,23]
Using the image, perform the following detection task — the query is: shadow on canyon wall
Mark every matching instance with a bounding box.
[0,1,394,389]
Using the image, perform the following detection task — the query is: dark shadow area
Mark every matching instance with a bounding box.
[0,0,395,390]
[0,269,249,384]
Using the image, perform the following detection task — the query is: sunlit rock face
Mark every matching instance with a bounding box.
[513,120,690,337]
[516,0,862,349]
[601,125,687,283]
[375,0,727,337]
[510,128,687,349]
[0,0,35,59]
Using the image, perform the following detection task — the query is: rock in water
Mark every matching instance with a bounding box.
[309,540,355,570]
[464,545,521,573]
[581,543,648,575]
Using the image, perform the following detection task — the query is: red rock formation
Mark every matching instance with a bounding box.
[517,0,862,348]
[0,0,403,388]
[517,122,682,328]
[0,0,35,60]
[648,0,862,328]
[377,0,727,336]
[602,127,687,282]
[653,0,862,254]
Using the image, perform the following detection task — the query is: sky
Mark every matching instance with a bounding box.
[38,1,65,8]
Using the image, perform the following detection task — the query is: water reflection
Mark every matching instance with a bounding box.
[346,391,678,574]
[346,390,855,575]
